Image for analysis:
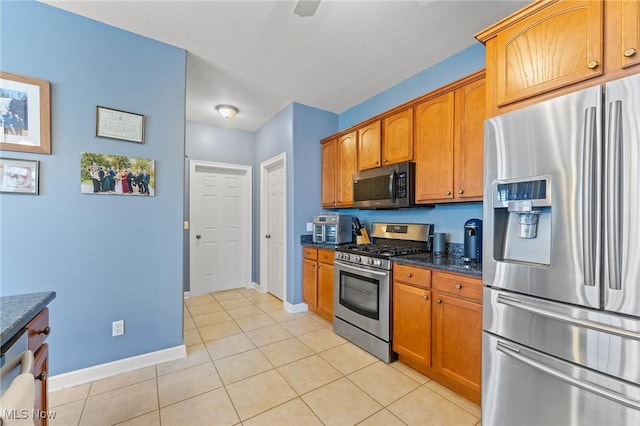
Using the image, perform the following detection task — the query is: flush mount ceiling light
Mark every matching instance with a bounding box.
[215,105,238,118]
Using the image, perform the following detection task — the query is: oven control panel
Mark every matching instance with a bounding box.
[335,252,391,270]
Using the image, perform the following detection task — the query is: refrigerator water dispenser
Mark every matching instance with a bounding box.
[492,177,552,266]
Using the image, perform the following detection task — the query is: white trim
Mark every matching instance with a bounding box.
[49,345,187,392]
[284,301,308,314]
[189,160,253,295]
[183,291,191,299]
[260,153,287,301]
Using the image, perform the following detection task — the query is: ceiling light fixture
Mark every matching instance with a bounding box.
[215,105,238,118]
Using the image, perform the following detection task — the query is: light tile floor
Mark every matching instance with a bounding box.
[49,288,481,426]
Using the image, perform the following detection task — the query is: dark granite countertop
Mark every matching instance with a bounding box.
[301,242,347,250]
[393,253,482,277]
[1,291,56,348]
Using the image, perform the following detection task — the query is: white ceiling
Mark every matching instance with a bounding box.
[43,0,529,132]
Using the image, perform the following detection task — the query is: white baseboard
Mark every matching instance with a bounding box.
[49,345,187,392]
[284,301,308,314]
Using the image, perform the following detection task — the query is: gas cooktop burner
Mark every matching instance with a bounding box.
[338,244,427,258]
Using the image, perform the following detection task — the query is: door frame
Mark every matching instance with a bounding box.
[260,152,287,299]
[189,160,253,293]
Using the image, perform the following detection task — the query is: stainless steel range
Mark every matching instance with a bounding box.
[333,223,433,362]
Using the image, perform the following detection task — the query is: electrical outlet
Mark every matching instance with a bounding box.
[112,320,125,336]
[306,222,313,232]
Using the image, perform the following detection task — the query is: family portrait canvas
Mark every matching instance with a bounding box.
[81,152,155,196]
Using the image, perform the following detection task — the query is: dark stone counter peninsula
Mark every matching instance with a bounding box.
[1,291,56,347]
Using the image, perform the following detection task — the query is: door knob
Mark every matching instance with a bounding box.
[436,298,442,304]
[196,234,201,240]
[587,60,599,69]
[624,48,637,58]
[265,234,271,239]
[423,295,429,300]
[455,284,462,290]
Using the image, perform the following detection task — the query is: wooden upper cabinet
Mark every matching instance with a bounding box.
[491,0,603,107]
[453,77,485,200]
[382,108,413,166]
[619,0,640,70]
[337,131,357,206]
[357,121,381,171]
[414,92,455,203]
[321,138,337,207]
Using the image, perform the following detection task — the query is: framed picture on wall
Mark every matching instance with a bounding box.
[81,152,155,196]
[0,157,39,194]
[0,72,51,154]
[96,106,145,143]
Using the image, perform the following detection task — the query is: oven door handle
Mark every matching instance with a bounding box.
[335,260,389,277]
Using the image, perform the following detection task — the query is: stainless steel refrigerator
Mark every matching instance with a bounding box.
[482,73,640,425]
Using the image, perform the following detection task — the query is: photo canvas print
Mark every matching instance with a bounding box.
[81,152,155,196]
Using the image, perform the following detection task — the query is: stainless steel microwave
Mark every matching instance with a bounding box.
[353,162,415,209]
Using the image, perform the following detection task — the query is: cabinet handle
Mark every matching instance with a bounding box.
[587,60,599,69]
[455,284,462,290]
[423,295,429,300]
[458,189,464,195]
[436,298,442,304]
[375,161,379,165]
[36,371,47,381]
[407,273,413,277]
[39,326,51,336]
[445,191,451,196]
[624,48,637,58]
[384,159,389,163]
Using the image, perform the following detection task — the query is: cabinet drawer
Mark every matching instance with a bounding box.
[303,247,318,260]
[393,264,431,289]
[434,272,482,301]
[27,308,50,352]
[318,248,334,264]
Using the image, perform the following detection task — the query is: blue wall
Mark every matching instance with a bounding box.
[339,43,486,130]
[291,104,339,302]
[0,2,186,375]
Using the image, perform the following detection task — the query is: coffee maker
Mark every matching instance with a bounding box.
[463,219,482,263]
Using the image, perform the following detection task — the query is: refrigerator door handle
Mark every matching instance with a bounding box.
[496,293,640,341]
[605,100,623,291]
[496,340,640,410]
[582,106,598,287]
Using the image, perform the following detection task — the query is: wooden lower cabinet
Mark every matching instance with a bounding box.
[26,308,51,426]
[433,291,482,403]
[392,282,431,366]
[301,247,334,322]
[392,264,482,405]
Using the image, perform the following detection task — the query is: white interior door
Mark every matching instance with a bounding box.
[261,153,286,301]
[190,161,251,296]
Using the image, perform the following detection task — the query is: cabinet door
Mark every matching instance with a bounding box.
[321,138,337,208]
[317,262,334,322]
[392,282,431,366]
[494,0,603,106]
[33,344,49,426]
[414,92,454,203]
[454,78,485,200]
[433,293,482,395]
[382,109,413,166]
[621,0,640,70]
[357,121,381,171]
[302,259,318,308]
[337,131,357,206]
